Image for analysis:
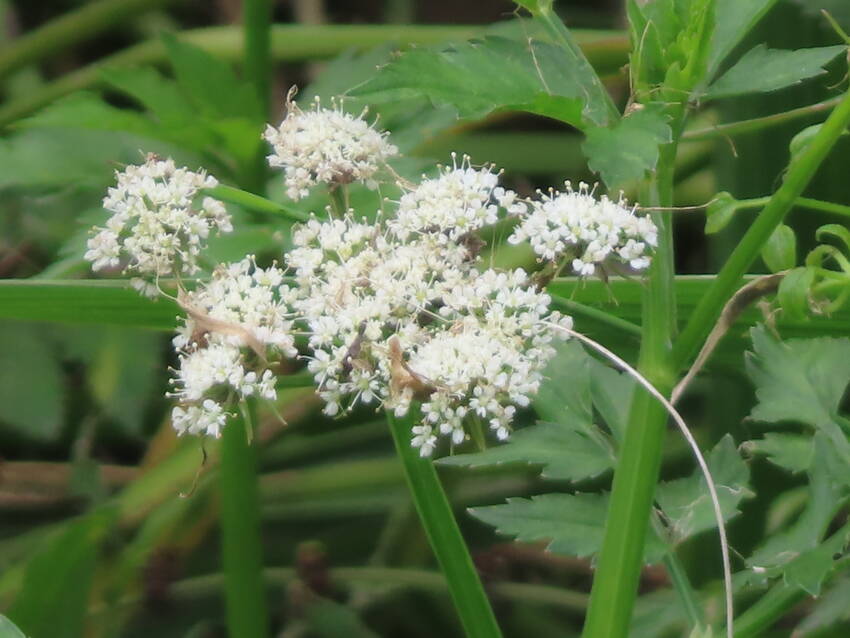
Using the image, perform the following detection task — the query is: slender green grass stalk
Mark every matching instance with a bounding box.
[242,0,272,193]
[220,405,269,638]
[206,184,309,222]
[0,25,625,128]
[734,195,850,221]
[0,0,175,80]
[386,410,502,638]
[548,293,642,339]
[672,86,850,370]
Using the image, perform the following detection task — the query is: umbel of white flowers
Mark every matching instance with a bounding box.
[84,96,657,457]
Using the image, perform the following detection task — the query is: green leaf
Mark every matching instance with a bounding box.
[745,432,814,473]
[470,493,667,563]
[761,223,797,272]
[745,326,850,429]
[19,92,163,138]
[748,435,846,572]
[777,266,815,321]
[588,354,635,443]
[655,435,752,542]
[8,509,116,638]
[0,616,27,638]
[88,328,163,435]
[437,420,614,482]
[0,280,179,330]
[582,105,672,188]
[0,322,65,440]
[708,0,779,76]
[817,223,850,256]
[350,34,612,129]
[704,45,845,100]
[705,191,739,234]
[305,597,381,638]
[163,35,263,122]
[533,340,592,427]
[783,527,849,596]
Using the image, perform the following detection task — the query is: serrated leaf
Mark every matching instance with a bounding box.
[745,326,850,429]
[705,191,739,234]
[749,435,846,571]
[588,355,635,443]
[655,435,752,541]
[746,432,814,473]
[708,0,779,76]
[793,576,850,635]
[437,421,614,482]
[350,34,612,129]
[0,322,65,440]
[783,527,849,596]
[761,224,797,273]
[470,493,667,563]
[705,44,845,100]
[582,106,672,188]
[534,340,592,426]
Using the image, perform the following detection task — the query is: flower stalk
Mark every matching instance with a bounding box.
[387,409,502,638]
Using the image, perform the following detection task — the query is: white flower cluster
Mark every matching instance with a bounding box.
[170,257,298,437]
[509,182,658,275]
[263,97,398,201]
[84,156,231,290]
[388,154,526,241]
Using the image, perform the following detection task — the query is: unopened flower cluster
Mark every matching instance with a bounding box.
[86,97,655,456]
[509,182,657,275]
[85,155,231,296]
[263,96,398,201]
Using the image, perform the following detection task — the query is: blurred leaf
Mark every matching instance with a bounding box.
[162,35,263,122]
[588,354,635,443]
[0,322,64,440]
[582,105,672,188]
[705,45,845,100]
[19,93,163,139]
[0,280,178,330]
[470,493,667,563]
[777,267,815,321]
[708,0,779,76]
[745,326,850,429]
[793,576,850,635]
[350,34,613,129]
[8,508,116,638]
[746,432,814,473]
[305,597,380,638]
[534,340,592,426]
[438,420,613,482]
[89,328,163,435]
[655,435,752,542]
[0,615,27,638]
[761,223,797,272]
[705,191,738,234]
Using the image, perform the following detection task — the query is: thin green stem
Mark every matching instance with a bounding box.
[673,87,850,370]
[386,410,502,638]
[683,96,842,142]
[0,0,175,81]
[220,405,269,638]
[581,142,679,638]
[548,293,642,338]
[206,184,309,222]
[662,551,706,632]
[736,195,850,221]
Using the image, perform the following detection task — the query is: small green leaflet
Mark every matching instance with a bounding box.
[350,35,613,130]
[704,44,846,100]
[745,432,813,473]
[582,105,672,188]
[708,0,779,77]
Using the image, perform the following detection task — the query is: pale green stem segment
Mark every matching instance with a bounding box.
[548,293,642,338]
[0,0,175,80]
[242,0,272,193]
[581,143,679,638]
[206,184,310,222]
[220,406,269,638]
[673,86,850,370]
[735,195,850,221]
[386,410,502,638]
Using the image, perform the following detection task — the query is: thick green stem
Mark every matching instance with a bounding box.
[0,0,175,81]
[220,407,269,638]
[581,144,678,638]
[672,87,850,370]
[242,0,272,193]
[386,410,502,638]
